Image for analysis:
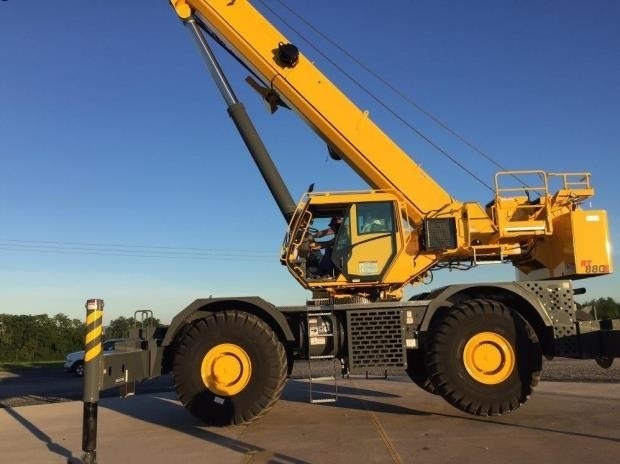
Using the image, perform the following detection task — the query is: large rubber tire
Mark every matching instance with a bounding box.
[173,310,287,426]
[426,299,541,416]
[405,349,438,395]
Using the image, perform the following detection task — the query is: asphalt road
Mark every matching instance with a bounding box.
[1,358,619,409]
[0,366,175,408]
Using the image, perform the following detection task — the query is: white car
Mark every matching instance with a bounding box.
[63,338,127,377]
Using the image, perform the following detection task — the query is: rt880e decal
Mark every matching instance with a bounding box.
[581,260,610,273]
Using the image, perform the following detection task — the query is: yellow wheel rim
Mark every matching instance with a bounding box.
[201,343,252,396]
[463,332,515,385]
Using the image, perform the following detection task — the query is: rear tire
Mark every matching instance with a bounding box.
[426,299,541,416]
[173,310,287,426]
[405,349,438,395]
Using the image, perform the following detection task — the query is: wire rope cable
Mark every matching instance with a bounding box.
[257,0,535,192]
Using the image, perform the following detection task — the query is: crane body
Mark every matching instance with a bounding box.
[170,0,612,301]
[95,0,618,425]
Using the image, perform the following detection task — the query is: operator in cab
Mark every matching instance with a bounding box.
[309,215,342,278]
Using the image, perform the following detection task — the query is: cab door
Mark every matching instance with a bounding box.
[332,201,398,281]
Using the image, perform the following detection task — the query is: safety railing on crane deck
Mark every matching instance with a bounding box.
[546,172,595,206]
[548,171,592,190]
[489,170,552,237]
[488,170,595,239]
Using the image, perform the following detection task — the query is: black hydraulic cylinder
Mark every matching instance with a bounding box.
[228,102,296,222]
[185,18,297,223]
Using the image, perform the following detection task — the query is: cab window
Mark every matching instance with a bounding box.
[357,202,393,234]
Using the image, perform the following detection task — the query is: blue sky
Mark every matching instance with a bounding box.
[1,0,618,324]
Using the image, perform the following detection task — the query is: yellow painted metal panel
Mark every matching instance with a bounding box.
[570,210,613,275]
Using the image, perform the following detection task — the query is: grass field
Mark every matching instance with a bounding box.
[0,360,64,372]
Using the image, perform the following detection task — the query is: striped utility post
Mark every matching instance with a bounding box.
[80,298,104,464]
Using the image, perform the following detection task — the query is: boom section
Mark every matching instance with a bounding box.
[170,0,460,224]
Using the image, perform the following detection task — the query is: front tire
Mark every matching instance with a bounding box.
[426,299,541,416]
[173,310,287,426]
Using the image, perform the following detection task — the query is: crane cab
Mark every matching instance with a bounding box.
[281,190,425,299]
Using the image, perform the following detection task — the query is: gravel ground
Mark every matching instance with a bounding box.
[540,357,620,382]
[293,357,620,382]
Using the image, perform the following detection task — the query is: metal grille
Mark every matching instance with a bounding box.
[347,309,405,373]
[422,218,457,250]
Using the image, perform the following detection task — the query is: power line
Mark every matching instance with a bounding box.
[0,239,277,262]
[271,0,511,174]
[257,0,498,192]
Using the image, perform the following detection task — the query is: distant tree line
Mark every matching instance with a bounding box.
[577,297,620,321]
[0,313,160,362]
[0,314,85,362]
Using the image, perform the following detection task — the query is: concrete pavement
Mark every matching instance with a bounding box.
[1,377,619,463]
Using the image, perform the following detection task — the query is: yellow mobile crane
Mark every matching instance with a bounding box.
[95,0,618,426]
